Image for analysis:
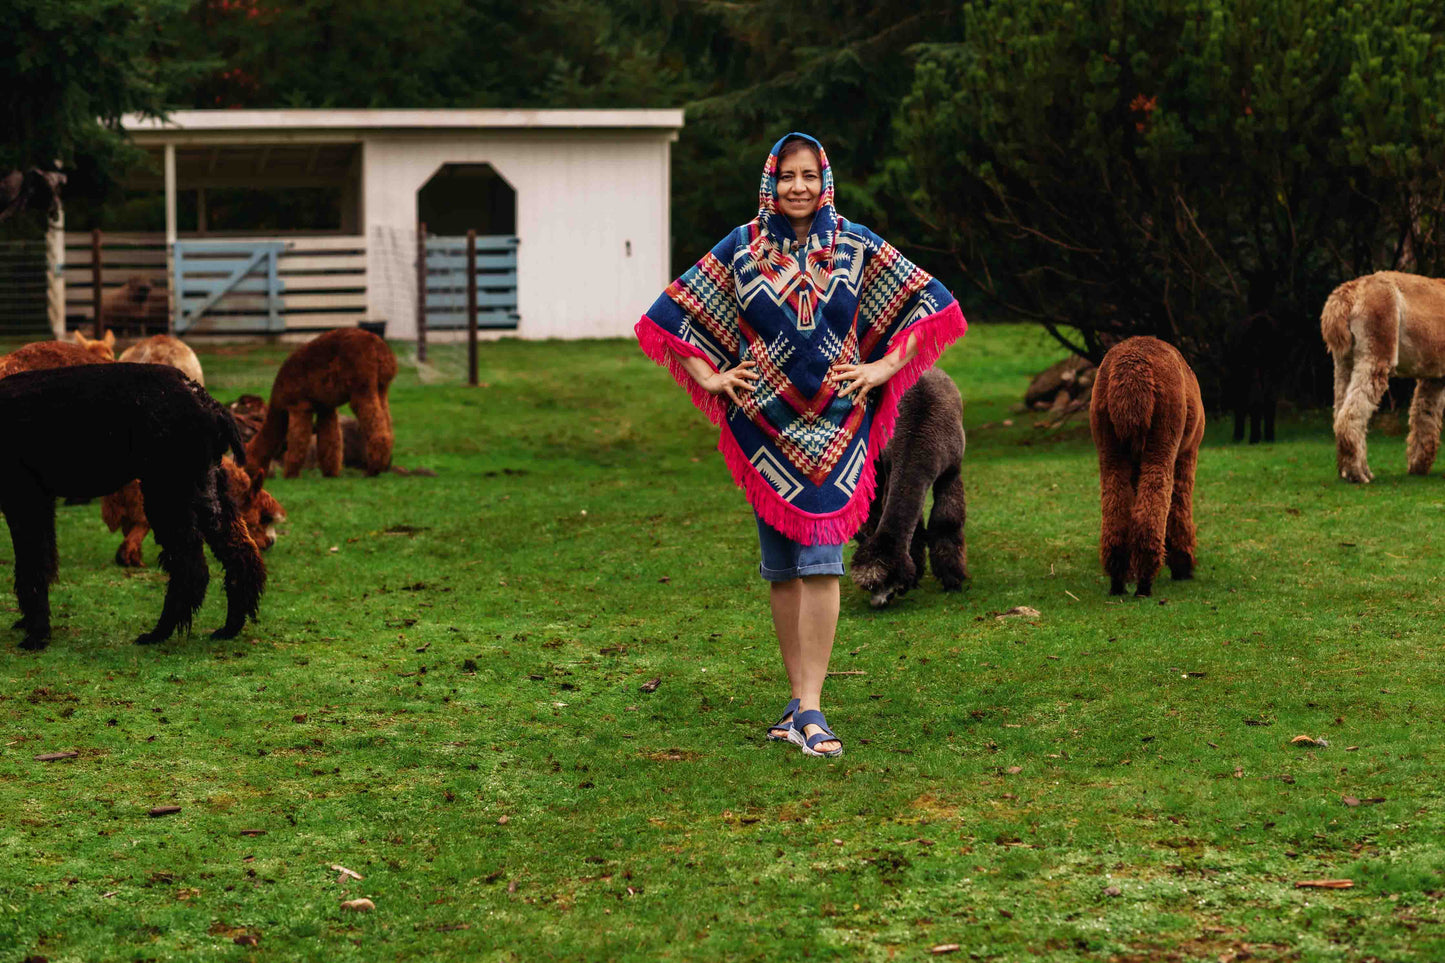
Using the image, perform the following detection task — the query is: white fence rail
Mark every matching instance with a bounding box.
[63,233,368,333]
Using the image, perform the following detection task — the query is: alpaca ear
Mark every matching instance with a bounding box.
[249,468,266,494]
[74,330,90,345]
[103,329,115,347]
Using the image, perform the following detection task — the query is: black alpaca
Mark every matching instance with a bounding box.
[851,368,968,608]
[0,364,266,649]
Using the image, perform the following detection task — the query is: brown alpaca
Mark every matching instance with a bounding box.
[72,330,117,359]
[101,276,168,332]
[120,335,204,385]
[0,336,113,378]
[851,368,968,607]
[103,458,284,567]
[1090,336,1205,597]
[1320,271,1445,482]
[245,329,397,478]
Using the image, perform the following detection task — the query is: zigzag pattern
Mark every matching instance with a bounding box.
[666,253,739,353]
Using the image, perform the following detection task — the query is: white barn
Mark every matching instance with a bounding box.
[68,108,684,340]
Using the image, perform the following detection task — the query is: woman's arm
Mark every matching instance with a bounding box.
[677,353,759,407]
[825,330,921,406]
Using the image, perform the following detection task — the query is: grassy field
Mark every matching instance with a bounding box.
[2,324,1444,962]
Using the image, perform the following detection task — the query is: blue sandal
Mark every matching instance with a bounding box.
[767,698,801,741]
[788,709,843,757]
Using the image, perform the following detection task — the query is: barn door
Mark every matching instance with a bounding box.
[423,234,519,330]
[172,240,286,333]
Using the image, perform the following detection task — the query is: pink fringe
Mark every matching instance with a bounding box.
[636,301,967,546]
[634,316,727,428]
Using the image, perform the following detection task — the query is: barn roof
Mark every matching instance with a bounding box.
[121,108,686,142]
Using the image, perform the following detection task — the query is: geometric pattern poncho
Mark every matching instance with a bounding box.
[636,132,967,545]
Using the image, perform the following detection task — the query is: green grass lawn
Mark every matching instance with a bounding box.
[2,324,1444,962]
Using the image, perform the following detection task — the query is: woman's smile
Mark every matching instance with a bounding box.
[776,151,822,234]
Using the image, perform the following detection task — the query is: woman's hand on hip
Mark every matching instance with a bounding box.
[705,360,760,407]
[827,357,902,406]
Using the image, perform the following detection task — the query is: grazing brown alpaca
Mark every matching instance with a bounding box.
[245,329,397,478]
[1090,336,1205,597]
[851,368,968,608]
[0,335,113,378]
[103,458,284,567]
[1321,271,1445,482]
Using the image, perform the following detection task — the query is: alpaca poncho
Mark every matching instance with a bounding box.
[636,133,966,545]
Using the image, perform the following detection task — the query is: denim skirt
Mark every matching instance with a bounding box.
[755,513,846,582]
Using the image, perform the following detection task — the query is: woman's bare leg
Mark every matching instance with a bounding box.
[769,575,841,752]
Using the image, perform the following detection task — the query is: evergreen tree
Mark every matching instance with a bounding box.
[896,0,1445,399]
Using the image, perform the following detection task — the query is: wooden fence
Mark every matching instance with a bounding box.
[62,232,368,334]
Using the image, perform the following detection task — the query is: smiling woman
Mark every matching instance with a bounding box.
[775,137,823,239]
[634,132,967,760]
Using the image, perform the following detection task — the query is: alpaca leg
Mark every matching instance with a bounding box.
[282,403,314,478]
[1406,378,1445,476]
[1130,450,1177,597]
[245,405,289,475]
[198,464,266,639]
[350,389,393,475]
[135,480,208,644]
[3,488,57,649]
[1097,448,1135,596]
[1165,446,1199,580]
[926,465,968,590]
[379,382,394,438]
[314,406,343,477]
[851,448,925,601]
[116,520,150,568]
[1334,358,1390,483]
[906,517,927,591]
[1332,353,1354,422]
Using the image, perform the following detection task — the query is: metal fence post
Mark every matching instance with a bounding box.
[467,228,478,387]
[415,221,428,363]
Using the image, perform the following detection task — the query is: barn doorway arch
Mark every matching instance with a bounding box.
[417,163,515,237]
[417,163,519,331]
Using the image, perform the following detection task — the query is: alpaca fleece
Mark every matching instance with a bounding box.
[103,458,284,567]
[1090,336,1204,597]
[1321,271,1445,482]
[851,368,967,607]
[120,334,204,385]
[102,276,169,333]
[0,364,265,649]
[245,328,397,478]
[0,337,113,378]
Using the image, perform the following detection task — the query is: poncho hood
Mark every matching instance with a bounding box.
[636,132,967,545]
[756,132,838,245]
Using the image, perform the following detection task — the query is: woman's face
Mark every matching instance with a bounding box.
[775,149,822,225]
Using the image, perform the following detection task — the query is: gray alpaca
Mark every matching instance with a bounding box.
[851,368,968,607]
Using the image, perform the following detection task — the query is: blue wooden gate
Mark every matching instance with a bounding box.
[423,235,518,330]
[172,240,286,333]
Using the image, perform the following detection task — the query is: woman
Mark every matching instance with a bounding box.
[636,133,965,757]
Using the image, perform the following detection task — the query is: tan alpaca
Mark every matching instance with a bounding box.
[1322,271,1445,482]
[1090,337,1205,597]
[119,335,204,385]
